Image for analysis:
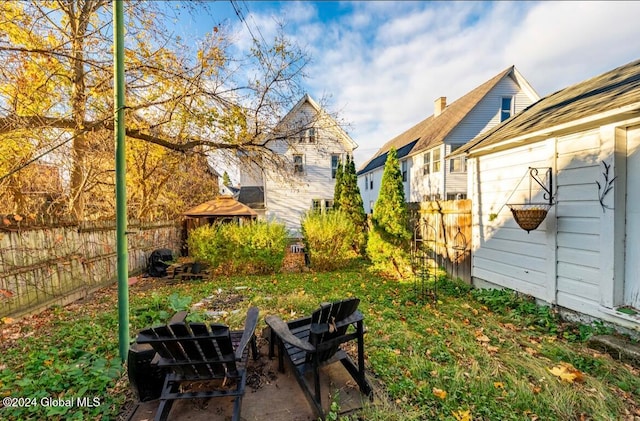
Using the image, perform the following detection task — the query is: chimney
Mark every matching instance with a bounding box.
[434,96,447,117]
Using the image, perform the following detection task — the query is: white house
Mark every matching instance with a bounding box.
[456,58,640,330]
[357,66,539,213]
[238,94,357,235]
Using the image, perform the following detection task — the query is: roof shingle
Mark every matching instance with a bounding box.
[462,58,640,155]
[359,66,516,173]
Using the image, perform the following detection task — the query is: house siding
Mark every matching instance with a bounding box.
[265,130,350,235]
[359,167,385,214]
[239,98,355,236]
[469,140,553,301]
[554,129,604,309]
[408,75,537,202]
[446,75,527,145]
[471,121,640,330]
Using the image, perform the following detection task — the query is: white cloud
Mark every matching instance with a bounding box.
[234,1,640,166]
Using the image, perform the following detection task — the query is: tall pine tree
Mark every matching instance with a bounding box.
[339,156,367,230]
[367,148,411,278]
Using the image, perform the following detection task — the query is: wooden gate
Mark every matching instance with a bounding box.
[409,200,471,284]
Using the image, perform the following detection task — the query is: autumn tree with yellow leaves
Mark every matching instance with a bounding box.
[0,0,316,221]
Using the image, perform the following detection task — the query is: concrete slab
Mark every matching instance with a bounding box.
[125,339,373,421]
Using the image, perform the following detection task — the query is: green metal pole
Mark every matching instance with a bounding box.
[114,0,129,363]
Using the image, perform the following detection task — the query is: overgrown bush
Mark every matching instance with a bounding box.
[301,210,359,270]
[187,221,288,274]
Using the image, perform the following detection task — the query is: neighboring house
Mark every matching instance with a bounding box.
[456,58,640,330]
[238,94,357,235]
[357,66,539,213]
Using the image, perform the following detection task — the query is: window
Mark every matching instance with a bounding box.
[433,148,441,172]
[293,154,304,174]
[311,199,333,213]
[501,97,513,122]
[423,152,431,175]
[369,201,374,214]
[308,128,316,143]
[447,193,467,200]
[331,155,340,178]
[401,160,408,182]
[364,173,373,190]
[450,156,467,173]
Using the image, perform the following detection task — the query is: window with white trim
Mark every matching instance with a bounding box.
[450,156,467,173]
[432,148,441,173]
[500,97,513,122]
[293,154,304,174]
[311,198,333,213]
[423,152,431,175]
[331,155,340,178]
[401,160,408,182]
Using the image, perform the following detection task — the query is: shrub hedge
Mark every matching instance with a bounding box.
[301,210,359,271]
[187,221,288,274]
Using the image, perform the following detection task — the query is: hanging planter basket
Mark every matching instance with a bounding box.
[507,203,552,233]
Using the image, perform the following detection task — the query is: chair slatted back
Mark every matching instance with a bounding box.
[308,298,360,363]
[138,322,239,380]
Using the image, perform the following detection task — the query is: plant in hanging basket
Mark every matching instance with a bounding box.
[507,203,552,233]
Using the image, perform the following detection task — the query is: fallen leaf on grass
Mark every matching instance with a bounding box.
[452,409,472,421]
[432,387,447,399]
[548,362,585,383]
[486,345,499,353]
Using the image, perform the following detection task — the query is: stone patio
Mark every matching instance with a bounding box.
[124,333,377,421]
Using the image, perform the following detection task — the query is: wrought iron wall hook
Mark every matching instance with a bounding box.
[528,167,553,205]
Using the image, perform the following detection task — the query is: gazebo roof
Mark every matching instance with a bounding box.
[183,195,258,218]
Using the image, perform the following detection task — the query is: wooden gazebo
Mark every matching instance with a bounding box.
[181,195,258,255]
[183,195,257,229]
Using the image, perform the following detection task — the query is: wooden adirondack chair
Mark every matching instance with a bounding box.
[135,307,259,421]
[265,298,372,419]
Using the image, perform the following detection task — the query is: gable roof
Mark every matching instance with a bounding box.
[359,66,535,173]
[460,58,640,157]
[271,94,358,151]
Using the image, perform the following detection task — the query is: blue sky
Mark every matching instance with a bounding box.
[170,1,640,167]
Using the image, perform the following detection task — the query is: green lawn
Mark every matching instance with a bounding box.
[1,263,639,420]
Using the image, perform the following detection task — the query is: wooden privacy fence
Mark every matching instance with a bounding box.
[0,220,182,318]
[409,199,472,283]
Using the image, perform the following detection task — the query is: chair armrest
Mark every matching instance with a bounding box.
[310,310,364,335]
[265,315,315,352]
[235,307,259,360]
[169,311,188,324]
